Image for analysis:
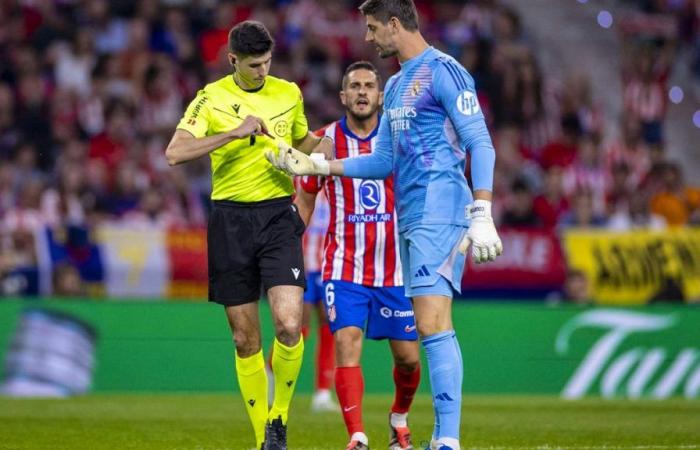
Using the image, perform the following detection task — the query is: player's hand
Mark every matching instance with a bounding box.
[278,143,330,176]
[232,115,267,139]
[458,199,503,264]
[264,141,287,170]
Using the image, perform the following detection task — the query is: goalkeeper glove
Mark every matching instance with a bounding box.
[458,199,503,264]
[265,141,330,176]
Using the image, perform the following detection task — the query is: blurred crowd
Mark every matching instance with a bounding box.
[0,0,698,297]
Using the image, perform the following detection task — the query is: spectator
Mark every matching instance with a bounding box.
[500,178,541,228]
[559,189,607,229]
[533,165,569,228]
[649,162,700,226]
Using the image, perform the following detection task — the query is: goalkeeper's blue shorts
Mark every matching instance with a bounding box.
[322,280,418,341]
[398,224,468,298]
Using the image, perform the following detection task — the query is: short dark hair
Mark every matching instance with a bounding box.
[228,20,274,56]
[342,61,382,89]
[359,0,419,32]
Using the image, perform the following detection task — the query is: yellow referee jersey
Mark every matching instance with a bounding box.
[177,75,309,202]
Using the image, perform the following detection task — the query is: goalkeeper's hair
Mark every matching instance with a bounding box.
[342,61,382,90]
[228,20,274,56]
[359,0,419,32]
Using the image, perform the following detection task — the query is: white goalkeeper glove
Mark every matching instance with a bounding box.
[458,199,503,264]
[271,141,330,176]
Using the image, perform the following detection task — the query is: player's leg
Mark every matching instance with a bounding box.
[323,280,371,449]
[225,303,268,448]
[312,297,338,411]
[366,287,421,450]
[400,225,467,450]
[388,339,421,450]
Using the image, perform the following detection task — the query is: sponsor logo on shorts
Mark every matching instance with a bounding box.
[291,268,301,279]
[404,324,416,333]
[380,307,414,319]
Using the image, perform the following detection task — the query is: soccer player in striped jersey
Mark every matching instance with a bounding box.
[295,61,421,450]
[267,1,504,449]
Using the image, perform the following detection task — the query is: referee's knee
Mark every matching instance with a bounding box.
[233,331,261,357]
[275,322,302,347]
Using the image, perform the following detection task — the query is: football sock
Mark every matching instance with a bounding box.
[422,330,463,442]
[391,362,421,414]
[335,366,364,436]
[317,324,335,390]
[235,349,268,448]
[269,337,304,425]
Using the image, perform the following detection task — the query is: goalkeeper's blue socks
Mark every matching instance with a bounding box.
[422,330,463,446]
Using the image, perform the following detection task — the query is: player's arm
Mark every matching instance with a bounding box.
[435,61,502,263]
[271,112,393,179]
[293,179,320,226]
[293,132,334,158]
[166,90,267,166]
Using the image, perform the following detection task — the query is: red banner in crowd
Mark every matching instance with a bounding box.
[166,228,208,299]
[462,228,566,290]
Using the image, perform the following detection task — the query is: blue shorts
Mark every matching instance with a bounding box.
[322,280,418,341]
[304,271,323,304]
[399,224,467,298]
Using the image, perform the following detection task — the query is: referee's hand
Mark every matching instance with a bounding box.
[232,115,267,139]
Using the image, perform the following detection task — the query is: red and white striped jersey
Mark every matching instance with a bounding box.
[298,118,403,287]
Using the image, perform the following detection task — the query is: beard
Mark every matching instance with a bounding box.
[348,105,377,122]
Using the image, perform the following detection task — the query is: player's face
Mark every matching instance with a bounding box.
[364,15,398,59]
[340,69,382,121]
[230,51,272,89]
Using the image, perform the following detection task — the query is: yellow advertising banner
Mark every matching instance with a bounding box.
[562,228,700,305]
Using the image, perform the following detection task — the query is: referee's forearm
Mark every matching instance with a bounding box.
[166,130,239,165]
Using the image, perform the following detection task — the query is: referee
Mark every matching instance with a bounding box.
[165,20,332,450]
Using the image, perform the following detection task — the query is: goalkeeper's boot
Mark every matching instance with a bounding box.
[263,416,287,450]
[388,415,413,449]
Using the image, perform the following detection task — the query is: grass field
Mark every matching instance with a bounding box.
[1,394,699,450]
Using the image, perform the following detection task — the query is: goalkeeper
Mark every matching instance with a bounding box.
[267,1,502,449]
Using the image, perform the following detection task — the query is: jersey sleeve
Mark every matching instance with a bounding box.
[342,112,393,179]
[176,89,211,138]
[291,83,309,141]
[433,60,495,191]
[297,175,325,194]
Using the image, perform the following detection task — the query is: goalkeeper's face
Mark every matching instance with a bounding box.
[340,69,382,121]
[364,15,399,59]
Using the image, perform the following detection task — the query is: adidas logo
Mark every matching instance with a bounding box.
[435,393,454,401]
[248,399,256,407]
[414,265,430,278]
[291,268,300,279]
[286,380,294,387]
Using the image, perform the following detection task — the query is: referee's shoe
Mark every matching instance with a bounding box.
[263,416,287,450]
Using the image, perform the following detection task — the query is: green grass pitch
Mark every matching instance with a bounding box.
[1,394,698,449]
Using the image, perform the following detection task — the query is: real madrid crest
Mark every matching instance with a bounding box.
[411,80,421,96]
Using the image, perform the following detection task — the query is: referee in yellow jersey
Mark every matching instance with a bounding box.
[165,21,332,450]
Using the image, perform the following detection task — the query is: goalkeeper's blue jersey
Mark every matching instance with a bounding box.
[344,46,496,232]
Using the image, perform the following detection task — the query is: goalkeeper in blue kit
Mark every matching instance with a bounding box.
[266,1,502,449]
